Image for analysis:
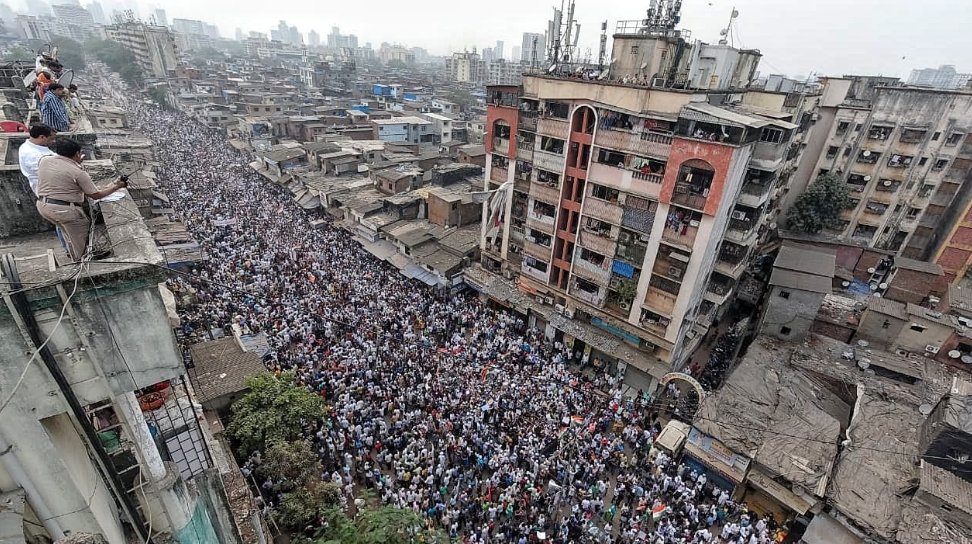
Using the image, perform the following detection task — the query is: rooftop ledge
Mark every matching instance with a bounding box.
[0,181,167,305]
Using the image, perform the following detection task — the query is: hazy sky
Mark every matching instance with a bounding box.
[19,0,972,77]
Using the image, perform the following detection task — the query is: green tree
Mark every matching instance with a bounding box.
[275,481,343,529]
[443,90,477,111]
[148,86,167,108]
[314,500,452,544]
[261,440,322,486]
[786,173,854,233]
[50,35,86,70]
[226,372,324,456]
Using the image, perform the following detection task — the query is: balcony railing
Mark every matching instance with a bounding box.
[514,178,530,193]
[653,256,688,283]
[521,261,550,282]
[490,165,509,182]
[534,149,566,172]
[632,171,664,184]
[537,117,570,138]
[671,188,708,211]
[578,230,618,256]
[573,258,612,285]
[526,215,556,235]
[493,137,510,156]
[522,239,553,259]
[529,181,561,204]
[519,111,538,131]
[516,146,534,162]
[644,287,677,315]
[583,198,624,225]
[661,226,698,248]
[616,242,648,266]
[571,282,607,307]
[595,128,673,158]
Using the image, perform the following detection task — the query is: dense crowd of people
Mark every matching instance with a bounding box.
[112,89,788,544]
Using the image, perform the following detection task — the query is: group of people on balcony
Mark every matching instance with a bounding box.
[30,52,83,132]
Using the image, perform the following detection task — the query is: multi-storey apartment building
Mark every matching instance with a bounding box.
[480,76,802,390]
[796,77,972,261]
[104,22,178,78]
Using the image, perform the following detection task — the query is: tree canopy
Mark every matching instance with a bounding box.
[49,36,86,70]
[313,499,452,544]
[786,173,855,233]
[226,372,325,456]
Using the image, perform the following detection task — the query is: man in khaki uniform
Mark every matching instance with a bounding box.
[36,139,127,261]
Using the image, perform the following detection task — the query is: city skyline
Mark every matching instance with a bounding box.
[5,0,971,79]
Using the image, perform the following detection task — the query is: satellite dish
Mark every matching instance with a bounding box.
[867,267,876,274]
[919,403,933,415]
[857,340,869,347]
[857,358,870,370]
[640,62,648,70]
[547,64,558,73]
[870,283,879,291]
[732,9,740,18]
[879,282,888,290]
[720,29,728,36]
[842,281,851,287]
[949,350,962,359]
[863,150,871,157]
[22,71,37,88]
[57,69,74,88]
[863,175,872,181]
[963,355,972,364]
[883,180,892,186]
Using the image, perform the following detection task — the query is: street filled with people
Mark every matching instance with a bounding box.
[115,93,787,544]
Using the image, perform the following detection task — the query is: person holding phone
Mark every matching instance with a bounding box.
[35,139,128,261]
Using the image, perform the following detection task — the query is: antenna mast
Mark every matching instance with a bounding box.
[598,20,607,69]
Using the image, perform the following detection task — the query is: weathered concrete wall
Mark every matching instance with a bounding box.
[194,469,243,544]
[0,163,51,238]
[760,286,824,342]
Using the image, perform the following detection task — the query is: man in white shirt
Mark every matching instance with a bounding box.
[19,123,57,196]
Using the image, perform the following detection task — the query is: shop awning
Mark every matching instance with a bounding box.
[683,440,748,483]
[746,466,815,515]
[403,263,439,286]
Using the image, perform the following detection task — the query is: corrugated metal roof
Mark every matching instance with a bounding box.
[866,296,908,320]
[895,256,943,276]
[685,102,771,129]
[920,461,972,516]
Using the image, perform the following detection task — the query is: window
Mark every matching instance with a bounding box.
[779,290,791,299]
[836,121,850,135]
[910,323,926,332]
[451,203,459,210]
[780,326,792,335]
[630,45,640,55]
[946,132,964,146]
[826,145,839,159]
[882,319,890,329]
[934,159,948,171]
[899,128,927,143]
[932,131,941,141]
[887,154,914,168]
[759,127,784,144]
[592,184,620,202]
[918,157,928,166]
[919,184,935,197]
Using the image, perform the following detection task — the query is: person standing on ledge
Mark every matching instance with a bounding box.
[35,139,127,261]
[40,83,71,132]
[18,123,56,196]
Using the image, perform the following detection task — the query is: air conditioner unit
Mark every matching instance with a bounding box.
[536,295,545,304]
[619,301,631,310]
[564,308,575,319]
[610,278,621,288]
[555,304,565,314]
[651,77,666,87]
[669,266,683,279]
[925,344,940,354]
[544,296,554,304]
[731,210,747,220]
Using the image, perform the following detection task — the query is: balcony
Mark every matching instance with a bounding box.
[583,197,624,225]
[671,182,709,211]
[750,140,786,170]
[523,240,553,261]
[652,256,688,283]
[571,280,607,307]
[594,128,673,159]
[615,241,648,266]
[490,165,509,183]
[704,276,735,306]
[521,260,550,282]
[519,111,538,132]
[526,215,556,235]
[530,181,561,204]
[534,149,566,172]
[874,179,901,193]
[578,229,618,257]
[589,160,627,186]
[537,117,569,138]
[863,201,889,216]
[492,137,510,156]
[661,224,699,249]
[573,257,612,285]
[632,170,664,184]
[644,287,677,315]
[514,177,530,193]
[715,247,749,278]
[516,146,534,162]
[725,218,758,245]
[738,181,773,207]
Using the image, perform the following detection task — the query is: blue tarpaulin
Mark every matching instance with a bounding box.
[612,260,635,278]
